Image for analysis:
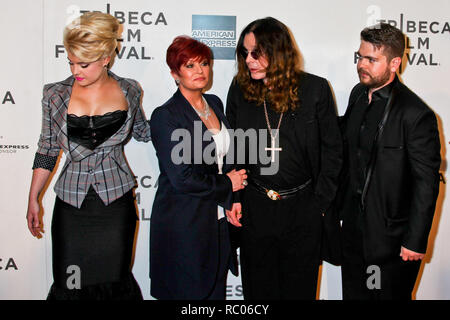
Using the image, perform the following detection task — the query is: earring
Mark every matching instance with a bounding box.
[175,79,180,85]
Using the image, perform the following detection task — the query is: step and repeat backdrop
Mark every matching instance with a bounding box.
[1,0,449,299]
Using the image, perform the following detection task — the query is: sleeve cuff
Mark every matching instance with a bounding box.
[216,174,233,211]
[32,153,57,171]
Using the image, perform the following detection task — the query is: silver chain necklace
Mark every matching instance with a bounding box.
[263,100,283,163]
[193,97,211,120]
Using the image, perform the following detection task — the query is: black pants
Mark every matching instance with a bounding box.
[207,217,232,300]
[240,186,322,300]
[341,215,421,300]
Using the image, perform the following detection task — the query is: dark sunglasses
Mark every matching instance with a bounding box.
[239,48,262,60]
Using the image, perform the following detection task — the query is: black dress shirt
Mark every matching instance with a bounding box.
[345,79,396,196]
[254,101,311,189]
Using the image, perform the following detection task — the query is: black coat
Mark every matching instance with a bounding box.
[149,90,238,299]
[339,77,441,264]
[226,72,344,264]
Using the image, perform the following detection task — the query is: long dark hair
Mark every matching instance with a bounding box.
[235,17,303,113]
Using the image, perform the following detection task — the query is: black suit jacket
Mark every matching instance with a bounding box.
[226,72,343,264]
[149,90,238,300]
[339,77,441,263]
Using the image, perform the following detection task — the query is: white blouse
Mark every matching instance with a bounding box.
[211,122,231,219]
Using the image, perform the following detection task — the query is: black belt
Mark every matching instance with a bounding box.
[248,177,312,200]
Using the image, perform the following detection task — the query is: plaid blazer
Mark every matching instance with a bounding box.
[33,71,151,208]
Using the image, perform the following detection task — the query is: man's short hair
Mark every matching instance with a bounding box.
[361,23,406,60]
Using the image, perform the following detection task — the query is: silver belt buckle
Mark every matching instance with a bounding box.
[266,189,281,201]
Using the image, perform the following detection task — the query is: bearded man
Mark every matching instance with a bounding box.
[338,23,441,300]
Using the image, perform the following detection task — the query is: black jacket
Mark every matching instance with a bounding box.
[226,72,344,264]
[339,77,441,263]
[149,90,238,299]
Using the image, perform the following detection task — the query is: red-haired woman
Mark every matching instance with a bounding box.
[149,36,247,300]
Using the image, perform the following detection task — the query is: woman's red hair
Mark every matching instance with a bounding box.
[166,36,212,74]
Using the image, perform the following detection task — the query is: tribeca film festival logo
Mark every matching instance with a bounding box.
[0,258,18,271]
[362,6,450,69]
[134,174,158,222]
[55,3,168,61]
[192,15,236,60]
[1,91,14,105]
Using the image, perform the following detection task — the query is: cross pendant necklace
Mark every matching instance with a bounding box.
[266,136,282,162]
[263,100,283,163]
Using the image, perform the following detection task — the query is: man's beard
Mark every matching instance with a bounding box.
[358,67,391,89]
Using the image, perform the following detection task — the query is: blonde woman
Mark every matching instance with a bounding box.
[26,12,150,300]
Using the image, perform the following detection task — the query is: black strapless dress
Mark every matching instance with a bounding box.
[47,110,143,300]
